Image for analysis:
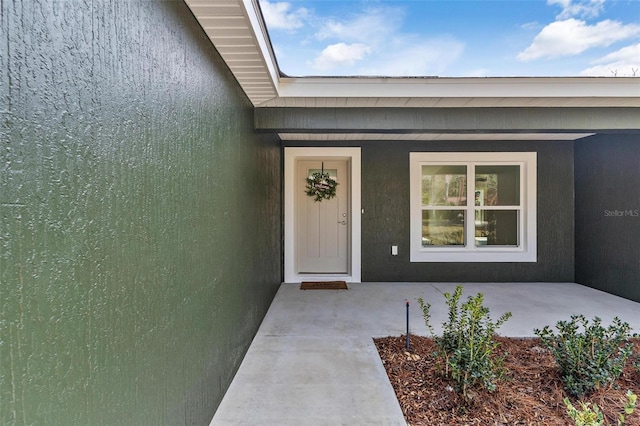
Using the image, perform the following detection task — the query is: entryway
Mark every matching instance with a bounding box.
[210,282,640,425]
[284,148,361,283]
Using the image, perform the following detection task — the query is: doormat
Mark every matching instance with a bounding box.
[300,281,348,290]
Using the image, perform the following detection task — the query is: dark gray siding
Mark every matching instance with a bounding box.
[575,134,640,302]
[0,1,282,424]
[285,140,575,282]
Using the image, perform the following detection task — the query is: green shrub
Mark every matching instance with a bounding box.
[565,398,604,426]
[418,285,512,401]
[535,315,633,397]
[564,390,637,426]
[621,391,638,425]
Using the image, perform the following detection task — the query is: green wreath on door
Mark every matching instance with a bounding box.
[305,170,338,202]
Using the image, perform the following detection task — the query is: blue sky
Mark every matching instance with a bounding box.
[258,0,640,77]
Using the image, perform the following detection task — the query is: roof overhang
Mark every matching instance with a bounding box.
[185,0,640,141]
[184,0,280,104]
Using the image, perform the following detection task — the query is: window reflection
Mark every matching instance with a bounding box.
[422,210,465,246]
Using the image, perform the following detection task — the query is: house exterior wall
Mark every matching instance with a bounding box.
[285,140,575,282]
[575,134,640,302]
[0,1,282,424]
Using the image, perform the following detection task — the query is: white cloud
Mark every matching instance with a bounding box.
[360,37,465,76]
[521,21,541,31]
[547,0,605,19]
[518,19,640,61]
[463,68,492,78]
[580,43,640,76]
[304,5,465,76]
[310,43,372,71]
[260,0,308,31]
[314,6,402,43]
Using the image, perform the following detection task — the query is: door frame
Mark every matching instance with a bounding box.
[284,147,361,283]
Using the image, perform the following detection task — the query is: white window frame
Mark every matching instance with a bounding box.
[410,152,537,262]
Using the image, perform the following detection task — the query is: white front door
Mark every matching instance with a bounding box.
[284,147,361,283]
[296,160,349,274]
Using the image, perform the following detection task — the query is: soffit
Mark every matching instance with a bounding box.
[269,77,640,108]
[277,133,595,141]
[260,95,640,108]
[184,0,279,105]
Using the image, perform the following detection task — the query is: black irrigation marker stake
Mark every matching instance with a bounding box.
[406,300,410,350]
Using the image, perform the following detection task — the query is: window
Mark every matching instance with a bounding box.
[410,152,536,262]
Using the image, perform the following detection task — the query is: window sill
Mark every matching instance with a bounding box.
[410,249,537,263]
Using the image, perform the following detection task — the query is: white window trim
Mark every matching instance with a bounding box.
[410,152,537,262]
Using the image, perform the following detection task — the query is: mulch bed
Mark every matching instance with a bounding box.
[374,335,640,426]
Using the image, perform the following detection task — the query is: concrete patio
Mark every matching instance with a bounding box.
[210,282,640,425]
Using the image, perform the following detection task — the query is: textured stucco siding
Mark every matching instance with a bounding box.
[0,1,282,424]
[575,134,640,302]
[284,140,575,283]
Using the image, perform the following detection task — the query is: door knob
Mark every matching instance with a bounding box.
[338,220,347,225]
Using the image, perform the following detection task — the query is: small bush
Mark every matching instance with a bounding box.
[418,285,512,401]
[535,315,633,397]
[621,391,638,424]
[565,398,604,426]
[564,390,637,426]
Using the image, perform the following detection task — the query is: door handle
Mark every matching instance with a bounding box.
[338,220,347,225]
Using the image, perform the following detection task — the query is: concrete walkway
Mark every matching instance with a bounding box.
[211,282,640,425]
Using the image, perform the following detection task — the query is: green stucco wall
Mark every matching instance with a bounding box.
[1,1,282,424]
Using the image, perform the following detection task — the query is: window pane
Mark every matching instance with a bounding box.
[475,165,520,206]
[422,165,467,206]
[422,210,465,246]
[475,210,519,246]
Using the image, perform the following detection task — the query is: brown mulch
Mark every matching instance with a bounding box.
[374,335,640,426]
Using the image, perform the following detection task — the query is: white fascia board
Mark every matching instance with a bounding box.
[221,2,639,103]
[276,76,640,99]
[240,0,280,93]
